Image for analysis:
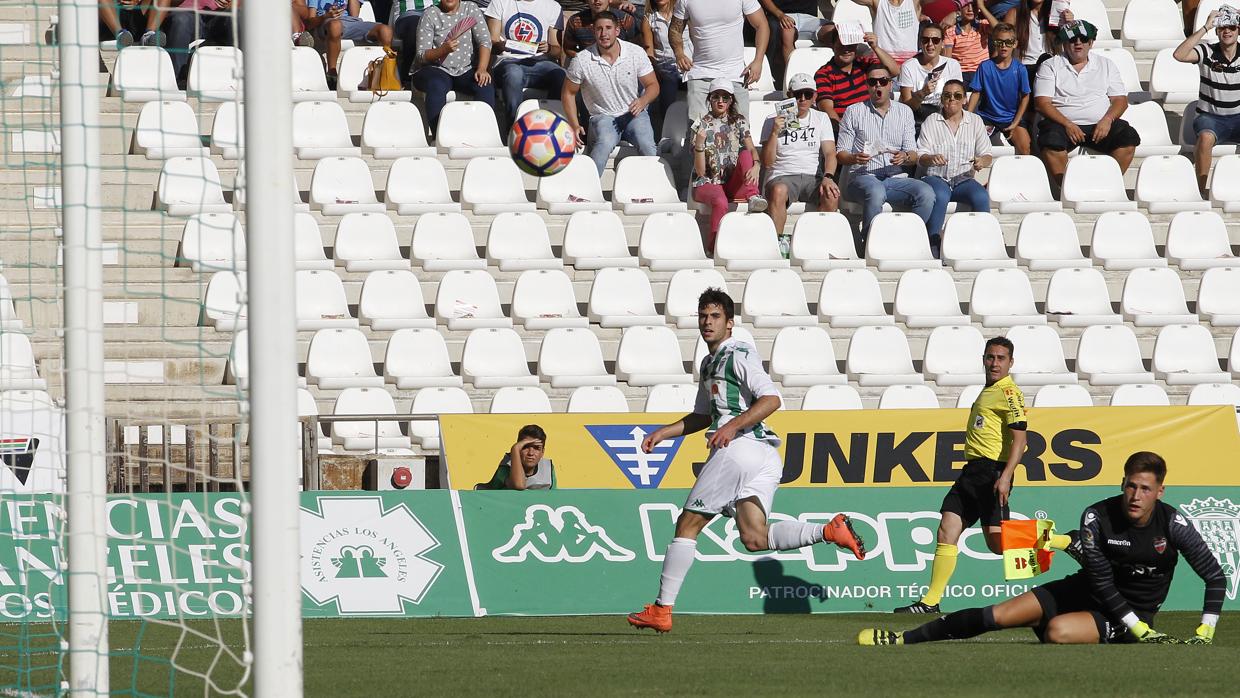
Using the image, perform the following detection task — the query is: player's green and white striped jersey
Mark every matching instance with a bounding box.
[693,336,782,447]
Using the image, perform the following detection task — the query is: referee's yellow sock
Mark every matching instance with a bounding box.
[921,544,959,606]
[1047,534,1072,550]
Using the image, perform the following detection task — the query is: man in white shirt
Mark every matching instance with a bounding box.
[916,78,991,251]
[563,11,662,174]
[1034,20,1141,189]
[760,73,841,235]
[486,0,568,126]
[669,0,771,124]
[898,23,963,130]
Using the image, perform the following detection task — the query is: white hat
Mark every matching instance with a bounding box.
[706,78,736,97]
[787,73,815,92]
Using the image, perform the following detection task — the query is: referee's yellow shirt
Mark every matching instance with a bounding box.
[963,375,1027,461]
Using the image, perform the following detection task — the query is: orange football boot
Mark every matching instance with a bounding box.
[823,513,866,560]
[627,603,673,633]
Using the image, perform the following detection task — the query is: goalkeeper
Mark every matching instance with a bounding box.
[861,451,1226,646]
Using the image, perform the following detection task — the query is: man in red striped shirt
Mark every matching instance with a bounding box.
[814,30,899,124]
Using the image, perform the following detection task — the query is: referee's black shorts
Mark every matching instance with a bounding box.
[940,458,1009,528]
[1031,574,1153,644]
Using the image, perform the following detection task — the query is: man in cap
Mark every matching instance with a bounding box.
[1173,7,1240,196]
[760,72,841,236]
[1033,19,1141,190]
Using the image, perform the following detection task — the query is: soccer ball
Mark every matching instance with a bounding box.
[509,109,576,177]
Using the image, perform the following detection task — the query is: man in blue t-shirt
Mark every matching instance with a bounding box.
[966,22,1031,154]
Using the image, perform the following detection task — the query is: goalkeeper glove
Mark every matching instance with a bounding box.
[1183,624,1214,646]
[1131,621,1178,644]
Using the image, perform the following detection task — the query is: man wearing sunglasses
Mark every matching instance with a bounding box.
[1033,20,1140,190]
[760,73,841,235]
[898,24,963,129]
[815,30,900,125]
[1173,8,1240,196]
[837,65,935,243]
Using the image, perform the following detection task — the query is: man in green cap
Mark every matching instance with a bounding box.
[1033,19,1141,190]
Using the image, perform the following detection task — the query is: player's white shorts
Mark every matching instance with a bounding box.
[682,437,782,518]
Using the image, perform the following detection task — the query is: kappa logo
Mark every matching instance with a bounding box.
[301,496,444,615]
[493,505,634,563]
[584,425,684,489]
[1181,497,1240,601]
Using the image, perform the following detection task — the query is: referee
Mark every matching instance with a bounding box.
[894,337,1074,614]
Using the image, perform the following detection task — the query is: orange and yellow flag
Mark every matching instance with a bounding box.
[1001,519,1057,580]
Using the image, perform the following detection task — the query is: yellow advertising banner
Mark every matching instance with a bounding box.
[440,406,1240,490]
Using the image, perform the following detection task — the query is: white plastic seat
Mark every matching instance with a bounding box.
[358,270,435,330]
[362,101,435,158]
[769,326,846,387]
[1090,211,1166,270]
[296,269,357,330]
[157,156,230,215]
[1109,383,1171,406]
[292,100,362,160]
[942,212,1014,271]
[588,267,662,327]
[1123,101,1182,158]
[1166,211,1237,269]
[1076,324,1155,385]
[187,46,242,101]
[333,212,407,272]
[818,268,894,327]
[612,156,688,215]
[538,327,617,388]
[742,46,779,98]
[987,156,1062,213]
[923,325,986,385]
[790,212,864,270]
[846,325,923,386]
[435,269,512,330]
[1006,324,1078,385]
[461,327,539,388]
[691,327,759,380]
[384,329,462,389]
[210,101,243,159]
[665,269,729,329]
[409,386,472,449]
[658,100,690,154]
[715,213,790,271]
[461,157,536,214]
[306,328,384,389]
[969,267,1045,327]
[1209,154,1240,211]
[291,45,335,102]
[742,268,815,327]
[0,333,46,391]
[801,384,864,410]
[297,387,333,453]
[203,271,246,330]
[331,387,411,451]
[1092,47,1143,96]
[536,155,609,214]
[436,101,509,158]
[411,212,484,270]
[749,101,780,144]
[866,213,941,271]
[310,157,385,215]
[1015,212,1091,270]
[385,157,460,214]
[1061,156,1137,213]
[893,268,967,328]
[878,384,940,409]
[638,212,712,270]
[1071,0,1120,46]
[294,213,333,270]
[1198,267,1240,326]
[339,46,412,103]
[1135,155,1211,213]
[1030,384,1093,407]
[615,325,691,386]
[232,163,309,213]
[1187,382,1240,408]
[1152,324,1231,384]
[1121,0,1184,51]
[1121,267,1197,326]
[784,47,835,89]
[1233,328,1240,377]
[955,384,984,408]
[567,385,630,413]
[134,100,207,159]
[225,329,249,388]
[489,386,553,413]
[512,269,589,329]
[515,99,567,119]
[0,276,22,330]
[110,46,183,102]
[486,212,561,270]
[562,211,636,269]
[644,383,698,412]
[1045,267,1122,326]
[179,212,245,272]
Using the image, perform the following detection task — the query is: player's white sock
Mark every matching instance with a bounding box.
[655,537,697,606]
[766,521,825,550]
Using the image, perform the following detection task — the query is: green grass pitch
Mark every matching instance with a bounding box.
[4,613,1240,696]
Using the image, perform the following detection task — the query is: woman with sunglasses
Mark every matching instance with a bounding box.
[690,79,767,255]
[898,23,964,130]
[916,78,991,249]
[943,0,998,84]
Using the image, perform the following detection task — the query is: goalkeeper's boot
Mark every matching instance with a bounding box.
[824,513,866,560]
[1062,529,1084,565]
[627,603,672,634]
[893,601,941,614]
[857,628,904,646]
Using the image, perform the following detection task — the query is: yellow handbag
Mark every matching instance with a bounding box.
[364,47,402,96]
